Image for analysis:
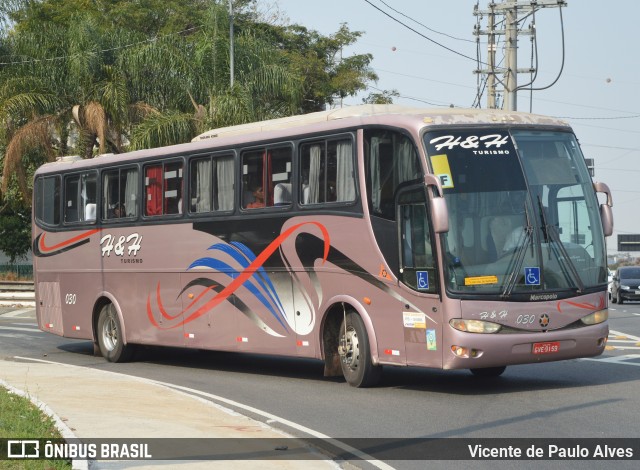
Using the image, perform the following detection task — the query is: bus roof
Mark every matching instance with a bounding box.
[192,104,570,142]
[36,105,571,175]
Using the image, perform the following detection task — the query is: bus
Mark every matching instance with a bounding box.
[32,104,613,387]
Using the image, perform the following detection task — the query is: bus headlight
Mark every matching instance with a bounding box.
[580,309,608,325]
[449,319,502,334]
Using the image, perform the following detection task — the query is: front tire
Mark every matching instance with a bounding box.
[97,303,134,362]
[338,312,381,387]
[470,366,506,377]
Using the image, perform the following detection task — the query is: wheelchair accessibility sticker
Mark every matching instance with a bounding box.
[416,271,429,290]
[525,267,540,286]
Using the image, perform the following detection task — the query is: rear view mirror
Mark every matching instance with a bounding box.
[593,181,613,237]
[424,174,449,233]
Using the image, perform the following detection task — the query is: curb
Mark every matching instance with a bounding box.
[0,379,88,470]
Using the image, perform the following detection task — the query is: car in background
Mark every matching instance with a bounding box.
[610,266,640,304]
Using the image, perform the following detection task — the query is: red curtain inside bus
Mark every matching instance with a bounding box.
[145,166,163,216]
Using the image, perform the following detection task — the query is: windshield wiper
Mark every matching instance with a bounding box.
[502,202,534,298]
[537,197,585,293]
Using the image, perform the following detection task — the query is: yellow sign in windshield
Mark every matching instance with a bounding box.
[464,275,498,286]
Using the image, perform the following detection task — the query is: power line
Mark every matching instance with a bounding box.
[0,25,201,66]
[377,0,475,43]
[361,0,482,65]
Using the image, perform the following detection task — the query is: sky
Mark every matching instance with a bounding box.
[272,0,640,255]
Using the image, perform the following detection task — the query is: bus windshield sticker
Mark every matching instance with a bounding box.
[416,271,429,290]
[403,312,426,329]
[430,154,454,189]
[426,329,437,351]
[464,275,498,286]
[524,267,541,286]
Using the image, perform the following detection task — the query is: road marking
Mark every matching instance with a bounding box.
[12,356,394,470]
[0,326,40,333]
[609,330,640,342]
[0,308,34,317]
[581,354,640,367]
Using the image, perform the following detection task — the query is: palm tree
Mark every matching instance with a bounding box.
[0,17,152,202]
[125,7,303,150]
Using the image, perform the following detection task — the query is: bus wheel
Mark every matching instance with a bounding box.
[470,366,506,377]
[338,312,381,387]
[97,304,134,363]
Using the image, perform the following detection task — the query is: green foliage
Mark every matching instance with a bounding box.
[130,110,196,150]
[363,89,400,105]
[0,207,31,263]
[0,0,380,200]
[0,387,71,469]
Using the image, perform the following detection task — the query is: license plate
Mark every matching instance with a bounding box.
[532,341,560,355]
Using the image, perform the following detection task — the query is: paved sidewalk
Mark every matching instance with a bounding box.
[1,359,340,469]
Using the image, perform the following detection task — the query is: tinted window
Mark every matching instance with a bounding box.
[64,172,97,223]
[145,161,183,216]
[620,268,640,279]
[35,176,60,226]
[300,138,355,206]
[189,155,235,213]
[364,130,422,219]
[103,167,138,220]
[242,147,292,209]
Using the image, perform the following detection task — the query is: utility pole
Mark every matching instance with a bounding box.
[474,0,567,111]
[486,5,497,109]
[229,0,234,88]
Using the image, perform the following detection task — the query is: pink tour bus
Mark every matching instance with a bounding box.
[32,105,613,387]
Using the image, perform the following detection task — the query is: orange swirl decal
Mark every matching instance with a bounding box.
[556,294,605,313]
[147,221,330,330]
[33,229,102,257]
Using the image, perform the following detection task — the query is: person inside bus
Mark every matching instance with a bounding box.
[247,186,265,208]
[111,202,125,218]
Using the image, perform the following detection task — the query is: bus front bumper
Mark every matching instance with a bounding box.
[442,322,609,370]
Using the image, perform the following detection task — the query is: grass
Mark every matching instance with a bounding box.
[0,386,71,469]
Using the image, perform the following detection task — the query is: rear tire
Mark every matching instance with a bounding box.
[338,312,381,387]
[97,303,134,362]
[470,366,506,377]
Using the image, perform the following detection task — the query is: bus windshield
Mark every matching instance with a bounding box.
[424,128,607,297]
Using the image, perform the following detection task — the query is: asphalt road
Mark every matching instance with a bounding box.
[1,303,639,470]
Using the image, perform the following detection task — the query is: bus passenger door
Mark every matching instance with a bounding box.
[397,188,443,369]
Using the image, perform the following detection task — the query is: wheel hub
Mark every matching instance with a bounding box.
[338,326,360,370]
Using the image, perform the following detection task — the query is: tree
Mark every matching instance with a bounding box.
[0,206,31,263]
[363,89,400,105]
[252,22,379,113]
[1,0,382,197]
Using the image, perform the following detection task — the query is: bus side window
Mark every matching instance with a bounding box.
[63,172,96,224]
[190,155,235,213]
[164,162,183,215]
[145,162,182,216]
[35,175,61,226]
[300,138,354,205]
[364,129,422,220]
[104,167,138,220]
[242,147,291,209]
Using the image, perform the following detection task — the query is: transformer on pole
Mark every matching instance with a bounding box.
[474,1,567,111]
